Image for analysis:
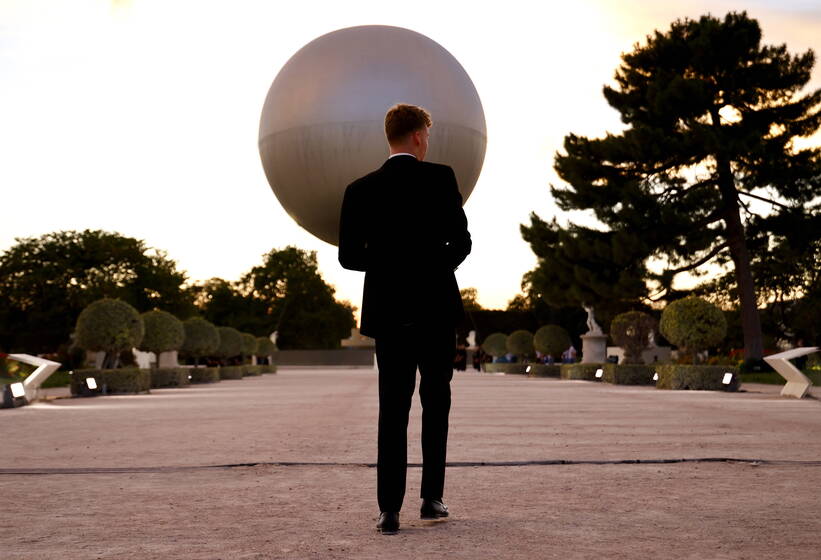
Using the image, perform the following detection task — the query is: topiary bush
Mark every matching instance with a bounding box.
[534,325,571,359]
[482,333,509,358]
[189,367,220,384]
[74,298,144,369]
[610,311,657,364]
[181,317,220,366]
[139,310,185,367]
[240,333,258,363]
[256,337,276,360]
[215,327,243,363]
[660,297,727,363]
[603,363,655,385]
[655,364,740,391]
[219,365,245,380]
[258,363,278,374]
[70,368,151,395]
[507,330,534,360]
[560,363,604,381]
[150,367,191,388]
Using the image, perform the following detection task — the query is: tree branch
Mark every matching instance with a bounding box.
[667,242,730,275]
[737,189,790,209]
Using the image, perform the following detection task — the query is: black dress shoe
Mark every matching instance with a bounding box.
[376,512,400,534]
[420,499,449,519]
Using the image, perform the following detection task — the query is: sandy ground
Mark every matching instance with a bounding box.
[2,368,820,559]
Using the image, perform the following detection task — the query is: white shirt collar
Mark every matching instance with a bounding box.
[388,152,417,159]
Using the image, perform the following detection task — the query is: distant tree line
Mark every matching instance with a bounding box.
[0,230,355,356]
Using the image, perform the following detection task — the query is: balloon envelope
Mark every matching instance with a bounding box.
[258,25,487,246]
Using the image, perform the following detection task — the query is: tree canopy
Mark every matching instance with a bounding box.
[0,232,355,354]
[521,12,821,359]
[0,230,193,353]
[237,246,355,349]
[138,310,185,364]
[74,298,144,369]
[181,317,220,365]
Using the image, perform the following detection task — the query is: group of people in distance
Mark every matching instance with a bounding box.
[489,345,578,365]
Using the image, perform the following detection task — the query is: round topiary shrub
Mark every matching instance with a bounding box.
[240,333,258,361]
[139,310,184,367]
[660,296,727,363]
[75,298,144,369]
[610,311,657,364]
[506,329,534,360]
[215,326,243,362]
[481,332,508,358]
[181,317,220,367]
[534,325,571,358]
[256,337,276,358]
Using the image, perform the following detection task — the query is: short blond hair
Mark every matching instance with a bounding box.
[384,103,432,144]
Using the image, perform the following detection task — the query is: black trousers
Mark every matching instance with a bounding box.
[374,324,455,513]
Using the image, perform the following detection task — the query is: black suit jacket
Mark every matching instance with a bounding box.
[338,155,472,338]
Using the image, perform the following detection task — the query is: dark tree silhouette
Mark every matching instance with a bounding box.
[523,12,821,359]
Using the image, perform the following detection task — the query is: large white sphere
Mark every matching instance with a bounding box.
[258,25,487,246]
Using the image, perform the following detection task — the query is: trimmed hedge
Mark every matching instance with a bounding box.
[189,367,220,384]
[150,368,191,389]
[655,364,740,391]
[603,363,656,385]
[242,365,264,376]
[259,363,278,374]
[70,368,151,395]
[528,364,561,378]
[41,370,72,388]
[219,366,245,380]
[482,363,528,374]
[560,363,604,381]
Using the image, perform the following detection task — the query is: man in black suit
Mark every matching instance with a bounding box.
[338,103,471,535]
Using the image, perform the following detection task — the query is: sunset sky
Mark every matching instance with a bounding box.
[2,0,819,323]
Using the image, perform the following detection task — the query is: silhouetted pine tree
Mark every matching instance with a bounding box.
[522,12,821,359]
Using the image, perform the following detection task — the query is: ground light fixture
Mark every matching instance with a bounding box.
[2,383,28,408]
[653,372,659,381]
[525,366,532,373]
[595,368,604,379]
[722,373,734,385]
[10,382,25,398]
[86,377,98,390]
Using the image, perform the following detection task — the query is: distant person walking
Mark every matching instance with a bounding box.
[338,104,472,535]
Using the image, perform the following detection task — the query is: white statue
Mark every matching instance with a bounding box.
[583,305,603,335]
[466,330,476,348]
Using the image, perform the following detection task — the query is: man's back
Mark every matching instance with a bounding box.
[338,154,471,336]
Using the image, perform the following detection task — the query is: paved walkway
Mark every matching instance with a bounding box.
[3,369,820,559]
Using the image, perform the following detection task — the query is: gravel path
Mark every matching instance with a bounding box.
[3,368,820,559]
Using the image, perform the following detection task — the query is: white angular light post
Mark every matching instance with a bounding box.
[763,347,819,399]
[6,354,61,403]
